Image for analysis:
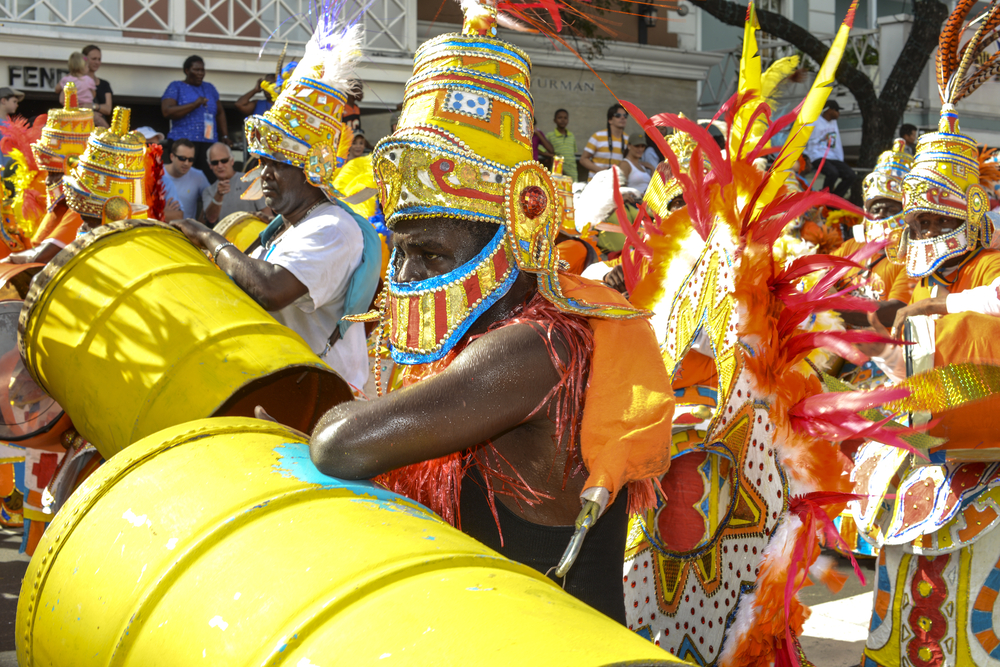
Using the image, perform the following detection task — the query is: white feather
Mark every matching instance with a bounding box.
[296,21,363,93]
[572,169,619,232]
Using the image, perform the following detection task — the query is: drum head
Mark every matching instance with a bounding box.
[0,300,64,441]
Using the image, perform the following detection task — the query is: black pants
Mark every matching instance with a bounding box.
[819,159,856,198]
[459,467,629,624]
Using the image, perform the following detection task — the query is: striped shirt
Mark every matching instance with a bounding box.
[545,128,579,181]
[582,130,628,181]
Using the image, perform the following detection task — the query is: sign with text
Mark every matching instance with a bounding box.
[533,78,596,93]
[8,66,70,91]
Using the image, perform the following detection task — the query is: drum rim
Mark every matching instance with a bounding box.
[214,211,266,241]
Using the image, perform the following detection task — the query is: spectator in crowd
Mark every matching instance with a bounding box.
[545,108,578,181]
[135,127,165,145]
[642,125,669,167]
[345,130,367,162]
[532,116,555,169]
[580,104,629,181]
[82,45,113,125]
[161,55,229,174]
[201,142,270,226]
[162,138,209,222]
[900,123,918,156]
[804,100,855,198]
[0,87,24,169]
[618,134,654,195]
[58,53,97,110]
[235,74,276,117]
[0,87,23,125]
[342,79,362,131]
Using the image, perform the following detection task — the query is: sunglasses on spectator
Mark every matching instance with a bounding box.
[171,154,194,163]
[210,157,231,167]
[613,112,628,119]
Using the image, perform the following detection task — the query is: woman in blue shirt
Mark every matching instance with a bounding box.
[161,55,230,175]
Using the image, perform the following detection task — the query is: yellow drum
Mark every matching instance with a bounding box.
[215,211,268,252]
[18,220,352,458]
[17,417,689,667]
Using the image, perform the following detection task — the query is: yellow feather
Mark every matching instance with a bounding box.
[753,0,858,222]
[761,55,800,106]
[731,2,762,159]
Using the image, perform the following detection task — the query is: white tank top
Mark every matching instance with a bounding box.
[623,156,652,194]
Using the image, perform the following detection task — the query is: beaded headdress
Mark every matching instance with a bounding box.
[899,2,997,277]
[244,13,360,201]
[30,82,95,173]
[63,108,148,223]
[856,138,912,254]
[368,0,645,364]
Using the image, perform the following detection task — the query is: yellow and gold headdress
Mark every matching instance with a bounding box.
[863,138,913,206]
[368,0,644,364]
[63,108,147,223]
[642,123,699,218]
[856,138,912,252]
[245,17,360,200]
[30,82,94,173]
[899,1,998,276]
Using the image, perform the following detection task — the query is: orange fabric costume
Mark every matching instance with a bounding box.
[907,250,1000,448]
[832,238,914,302]
[382,273,676,522]
[31,198,84,248]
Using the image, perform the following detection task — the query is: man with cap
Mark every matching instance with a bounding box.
[168,24,381,391]
[5,83,93,265]
[804,100,856,198]
[0,86,26,168]
[307,0,675,624]
[0,87,23,125]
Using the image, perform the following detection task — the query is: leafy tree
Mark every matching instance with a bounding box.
[690,0,950,167]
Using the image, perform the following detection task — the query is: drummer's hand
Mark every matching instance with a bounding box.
[890,297,947,340]
[169,218,213,249]
[4,249,32,264]
[854,311,890,358]
[603,264,627,295]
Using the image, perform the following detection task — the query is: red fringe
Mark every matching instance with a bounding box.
[376,289,595,539]
[144,143,165,221]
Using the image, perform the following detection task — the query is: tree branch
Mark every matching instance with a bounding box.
[878,0,949,119]
[690,0,879,107]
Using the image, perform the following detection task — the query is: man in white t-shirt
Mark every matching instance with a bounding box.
[804,100,856,198]
[169,155,375,389]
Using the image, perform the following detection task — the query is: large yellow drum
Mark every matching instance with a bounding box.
[17,417,689,667]
[18,220,352,458]
[215,211,268,252]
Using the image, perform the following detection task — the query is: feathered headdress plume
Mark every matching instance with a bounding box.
[938,0,1000,105]
[0,116,47,240]
[615,3,931,665]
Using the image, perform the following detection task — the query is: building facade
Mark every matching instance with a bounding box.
[695,0,1000,160]
[1,0,720,163]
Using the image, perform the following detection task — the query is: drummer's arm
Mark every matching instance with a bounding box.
[309,323,562,479]
[167,218,306,311]
[6,241,61,265]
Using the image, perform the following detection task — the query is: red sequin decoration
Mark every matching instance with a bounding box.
[520,186,548,219]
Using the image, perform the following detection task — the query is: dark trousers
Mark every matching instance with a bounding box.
[819,159,856,198]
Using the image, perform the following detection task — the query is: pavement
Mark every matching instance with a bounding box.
[0,526,30,667]
[0,526,876,667]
